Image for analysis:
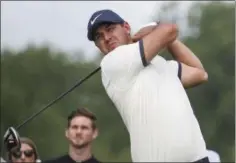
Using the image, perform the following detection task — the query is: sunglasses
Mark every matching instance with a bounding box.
[12,150,34,158]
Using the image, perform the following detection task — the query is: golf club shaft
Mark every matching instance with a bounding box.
[16,67,101,130]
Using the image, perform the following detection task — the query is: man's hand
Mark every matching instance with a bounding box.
[132,24,157,42]
[132,22,178,63]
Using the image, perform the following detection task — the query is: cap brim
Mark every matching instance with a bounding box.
[88,20,124,41]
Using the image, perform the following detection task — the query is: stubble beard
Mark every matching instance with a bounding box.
[72,141,90,149]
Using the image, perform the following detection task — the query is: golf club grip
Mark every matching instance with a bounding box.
[16,67,101,130]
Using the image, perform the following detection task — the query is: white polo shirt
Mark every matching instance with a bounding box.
[100,40,207,162]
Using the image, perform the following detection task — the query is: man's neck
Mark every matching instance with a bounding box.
[128,37,133,44]
[68,145,92,162]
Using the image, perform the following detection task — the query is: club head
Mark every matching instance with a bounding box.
[3,127,21,152]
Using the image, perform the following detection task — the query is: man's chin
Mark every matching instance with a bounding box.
[73,142,89,149]
[108,45,120,52]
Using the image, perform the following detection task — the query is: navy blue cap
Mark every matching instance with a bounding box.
[87,9,125,41]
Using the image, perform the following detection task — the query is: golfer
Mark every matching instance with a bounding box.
[87,9,209,162]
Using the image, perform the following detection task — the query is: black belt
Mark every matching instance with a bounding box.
[192,157,210,163]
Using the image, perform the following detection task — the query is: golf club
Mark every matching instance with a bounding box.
[2,67,101,153]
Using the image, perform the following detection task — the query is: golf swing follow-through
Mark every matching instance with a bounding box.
[87,9,209,162]
[3,9,210,162]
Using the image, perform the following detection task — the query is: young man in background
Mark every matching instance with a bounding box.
[44,108,100,163]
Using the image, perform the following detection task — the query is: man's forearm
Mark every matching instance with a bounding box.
[167,40,205,70]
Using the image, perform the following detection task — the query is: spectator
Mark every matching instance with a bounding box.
[43,107,100,163]
[7,137,39,163]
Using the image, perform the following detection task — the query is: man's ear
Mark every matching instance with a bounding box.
[123,22,131,35]
[92,128,98,140]
[65,129,69,139]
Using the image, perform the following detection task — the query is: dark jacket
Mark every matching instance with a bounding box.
[43,154,101,163]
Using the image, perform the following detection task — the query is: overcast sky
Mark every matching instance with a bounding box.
[1,1,193,59]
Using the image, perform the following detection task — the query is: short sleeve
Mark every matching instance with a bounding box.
[151,55,181,80]
[166,60,182,79]
[100,40,147,88]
